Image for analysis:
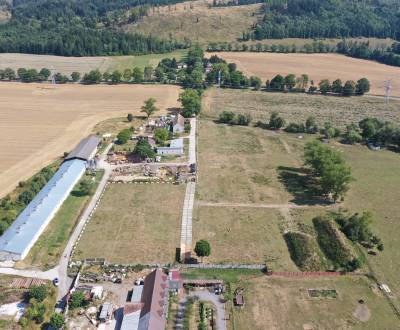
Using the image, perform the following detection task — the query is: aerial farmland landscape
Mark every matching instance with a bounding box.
[0,0,400,330]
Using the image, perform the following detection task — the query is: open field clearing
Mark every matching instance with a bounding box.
[192,206,297,270]
[202,88,400,127]
[197,119,301,204]
[126,0,261,44]
[0,83,181,198]
[0,50,186,75]
[74,183,185,264]
[207,52,400,97]
[231,276,399,330]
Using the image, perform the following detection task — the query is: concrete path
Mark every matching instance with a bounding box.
[188,118,197,165]
[0,266,58,280]
[57,143,113,300]
[180,118,197,262]
[180,182,196,261]
[189,289,227,330]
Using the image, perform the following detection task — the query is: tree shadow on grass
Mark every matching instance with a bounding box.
[277,166,330,206]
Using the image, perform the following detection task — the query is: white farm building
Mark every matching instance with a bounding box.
[156,138,184,156]
[0,136,100,261]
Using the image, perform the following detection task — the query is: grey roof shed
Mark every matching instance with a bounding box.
[65,136,101,161]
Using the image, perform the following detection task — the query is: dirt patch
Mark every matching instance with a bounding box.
[353,304,371,322]
[0,83,181,198]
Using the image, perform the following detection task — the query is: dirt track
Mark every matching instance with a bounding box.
[0,83,181,198]
[207,52,400,97]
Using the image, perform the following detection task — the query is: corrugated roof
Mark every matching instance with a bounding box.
[0,159,86,259]
[170,138,183,148]
[139,269,167,330]
[65,136,101,161]
[121,306,141,330]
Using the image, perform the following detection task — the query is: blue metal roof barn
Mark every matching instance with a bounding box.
[0,159,87,261]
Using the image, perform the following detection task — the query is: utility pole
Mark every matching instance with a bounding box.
[384,79,392,104]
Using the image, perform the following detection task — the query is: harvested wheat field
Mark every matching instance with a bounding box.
[0,83,181,198]
[207,52,400,97]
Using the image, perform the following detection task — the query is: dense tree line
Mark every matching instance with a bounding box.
[252,0,400,41]
[337,40,400,67]
[0,0,189,56]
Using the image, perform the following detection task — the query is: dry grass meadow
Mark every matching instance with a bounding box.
[197,89,400,305]
[207,52,400,97]
[192,206,297,270]
[202,88,400,127]
[0,50,186,75]
[197,119,302,205]
[74,183,185,264]
[127,0,261,44]
[0,83,181,198]
[231,276,399,330]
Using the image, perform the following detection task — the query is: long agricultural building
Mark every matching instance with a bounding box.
[0,136,100,261]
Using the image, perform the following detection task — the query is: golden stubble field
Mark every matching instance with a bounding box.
[207,52,400,97]
[0,83,181,198]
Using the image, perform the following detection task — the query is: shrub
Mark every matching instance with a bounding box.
[284,122,305,133]
[313,216,359,271]
[236,114,252,126]
[218,111,235,124]
[28,285,48,302]
[284,232,327,271]
[116,129,132,145]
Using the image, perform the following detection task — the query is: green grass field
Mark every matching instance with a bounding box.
[108,50,187,71]
[16,171,104,270]
[74,183,185,264]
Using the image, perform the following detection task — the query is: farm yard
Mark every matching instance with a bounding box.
[230,276,399,330]
[73,183,185,264]
[0,83,181,198]
[206,52,400,97]
[0,50,186,76]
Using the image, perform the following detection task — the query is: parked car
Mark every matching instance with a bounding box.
[53,278,59,286]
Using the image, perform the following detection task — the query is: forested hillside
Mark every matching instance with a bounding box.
[251,0,400,41]
[1,0,400,57]
[0,0,188,56]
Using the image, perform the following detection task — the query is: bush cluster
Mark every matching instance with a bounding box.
[218,111,252,126]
